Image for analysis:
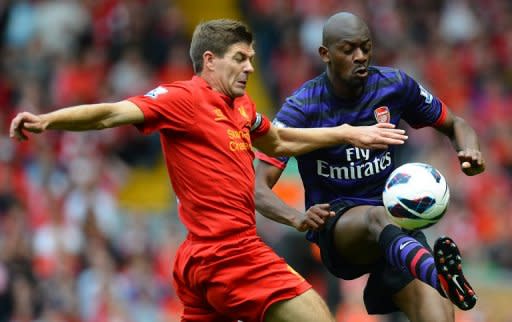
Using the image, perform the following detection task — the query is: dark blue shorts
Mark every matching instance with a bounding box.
[311,199,431,314]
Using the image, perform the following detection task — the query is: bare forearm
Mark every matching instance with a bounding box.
[10,100,142,141]
[42,103,122,131]
[435,112,485,175]
[255,184,303,227]
[267,125,350,156]
[450,116,480,152]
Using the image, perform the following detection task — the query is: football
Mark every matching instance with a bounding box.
[382,162,450,230]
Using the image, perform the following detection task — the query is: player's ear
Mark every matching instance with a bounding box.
[319,46,330,63]
[203,51,215,71]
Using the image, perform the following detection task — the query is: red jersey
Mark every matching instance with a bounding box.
[128,76,270,239]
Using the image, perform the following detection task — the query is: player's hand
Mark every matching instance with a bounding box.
[346,123,408,149]
[458,149,485,176]
[294,203,335,232]
[9,112,45,141]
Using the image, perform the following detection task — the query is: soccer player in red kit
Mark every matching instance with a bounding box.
[9,19,408,322]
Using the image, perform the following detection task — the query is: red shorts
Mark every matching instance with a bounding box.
[172,228,312,322]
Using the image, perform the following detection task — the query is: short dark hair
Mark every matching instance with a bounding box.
[189,19,253,73]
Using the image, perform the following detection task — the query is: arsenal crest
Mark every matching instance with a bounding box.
[374,106,390,123]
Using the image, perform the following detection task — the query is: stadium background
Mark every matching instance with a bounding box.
[0,0,511,321]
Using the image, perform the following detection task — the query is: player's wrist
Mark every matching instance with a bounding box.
[290,213,306,229]
[338,123,353,144]
[39,114,51,130]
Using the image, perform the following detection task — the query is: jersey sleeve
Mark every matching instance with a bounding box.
[128,84,195,135]
[399,70,448,128]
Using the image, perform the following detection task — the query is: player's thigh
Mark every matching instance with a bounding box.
[264,289,334,322]
[393,279,454,322]
[333,205,382,264]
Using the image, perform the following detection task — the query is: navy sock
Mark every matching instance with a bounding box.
[378,224,442,294]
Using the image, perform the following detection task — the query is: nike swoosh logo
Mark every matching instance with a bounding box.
[399,240,414,250]
[452,274,465,294]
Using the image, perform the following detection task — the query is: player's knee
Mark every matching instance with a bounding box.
[365,206,393,239]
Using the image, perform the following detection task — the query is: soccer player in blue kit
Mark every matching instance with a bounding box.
[255,12,485,321]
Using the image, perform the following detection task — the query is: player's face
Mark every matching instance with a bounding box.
[320,33,372,93]
[211,42,255,98]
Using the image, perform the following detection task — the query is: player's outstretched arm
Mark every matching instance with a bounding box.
[341,123,409,149]
[255,160,334,232]
[10,100,144,141]
[433,108,485,176]
[253,122,408,157]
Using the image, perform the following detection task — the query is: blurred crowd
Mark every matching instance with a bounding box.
[0,1,191,321]
[0,0,511,322]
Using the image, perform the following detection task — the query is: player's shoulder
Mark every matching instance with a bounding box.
[163,76,210,91]
[297,73,327,93]
[368,66,409,85]
[141,79,200,106]
[285,73,328,107]
[150,79,194,94]
[154,77,213,101]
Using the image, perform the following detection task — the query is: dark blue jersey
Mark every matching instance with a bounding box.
[261,66,446,210]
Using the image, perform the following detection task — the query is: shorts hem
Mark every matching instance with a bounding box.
[259,281,312,322]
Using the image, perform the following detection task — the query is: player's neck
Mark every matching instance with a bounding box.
[326,72,364,100]
[199,73,235,102]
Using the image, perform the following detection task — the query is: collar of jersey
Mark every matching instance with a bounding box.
[193,75,235,106]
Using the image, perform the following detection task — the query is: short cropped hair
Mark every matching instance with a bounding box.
[189,19,253,73]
